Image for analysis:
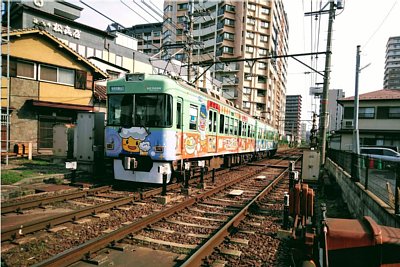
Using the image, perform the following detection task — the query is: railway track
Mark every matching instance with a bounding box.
[1,149,301,266]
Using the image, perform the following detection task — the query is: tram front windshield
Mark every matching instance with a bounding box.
[107,94,172,127]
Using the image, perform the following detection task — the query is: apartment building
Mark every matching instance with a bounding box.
[328,89,345,132]
[163,0,289,130]
[384,36,400,89]
[108,22,163,56]
[284,95,302,143]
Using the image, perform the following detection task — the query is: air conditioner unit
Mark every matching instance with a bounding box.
[343,120,353,129]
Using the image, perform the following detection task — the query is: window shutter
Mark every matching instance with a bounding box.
[2,58,17,77]
[75,70,86,89]
[377,107,388,119]
[343,107,354,119]
[86,72,93,89]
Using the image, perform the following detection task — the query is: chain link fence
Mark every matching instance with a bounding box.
[327,148,400,214]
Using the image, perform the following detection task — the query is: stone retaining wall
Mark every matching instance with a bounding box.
[326,157,400,228]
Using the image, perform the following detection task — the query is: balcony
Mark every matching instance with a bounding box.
[222,89,238,99]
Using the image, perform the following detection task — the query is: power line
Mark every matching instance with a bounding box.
[363,0,398,49]
[120,0,150,23]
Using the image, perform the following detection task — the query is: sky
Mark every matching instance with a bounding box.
[74,0,400,122]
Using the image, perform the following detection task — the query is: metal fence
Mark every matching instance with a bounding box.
[327,148,400,214]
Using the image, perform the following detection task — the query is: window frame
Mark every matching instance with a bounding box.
[189,104,198,130]
[39,64,75,86]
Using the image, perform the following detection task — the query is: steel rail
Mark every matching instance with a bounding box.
[1,186,113,214]
[180,159,296,266]
[31,158,281,267]
[1,193,141,241]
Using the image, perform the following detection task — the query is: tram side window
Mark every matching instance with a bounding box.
[224,116,229,134]
[189,105,198,130]
[208,110,218,133]
[208,110,213,132]
[219,114,224,134]
[239,121,242,136]
[177,102,182,129]
[229,117,234,135]
[213,111,217,132]
[234,119,238,136]
[242,122,247,137]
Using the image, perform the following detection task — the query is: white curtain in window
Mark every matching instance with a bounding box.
[59,68,74,85]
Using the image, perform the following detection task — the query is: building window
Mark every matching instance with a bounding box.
[178,3,188,10]
[247,18,255,25]
[177,16,186,23]
[223,46,234,54]
[343,107,354,119]
[243,87,251,94]
[258,75,267,83]
[224,18,235,26]
[359,107,375,118]
[261,21,269,28]
[248,4,256,10]
[246,46,254,53]
[377,106,400,119]
[260,34,268,42]
[107,70,120,80]
[39,65,74,85]
[17,61,36,79]
[176,29,184,35]
[225,5,235,12]
[164,5,173,11]
[259,48,267,56]
[153,31,161,37]
[175,53,185,60]
[259,62,267,69]
[243,101,250,108]
[224,32,234,40]
[261,7,270,14]
[246,32,255,39]
[257,90,266,97]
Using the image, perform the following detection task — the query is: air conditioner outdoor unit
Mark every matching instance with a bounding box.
[343,120,353,129]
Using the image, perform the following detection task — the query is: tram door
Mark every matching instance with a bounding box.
[176,98,183,155]
[207,109,218,153]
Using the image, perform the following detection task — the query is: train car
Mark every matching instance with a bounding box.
[105,73,278,184]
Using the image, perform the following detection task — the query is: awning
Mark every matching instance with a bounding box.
[30,100,93,111]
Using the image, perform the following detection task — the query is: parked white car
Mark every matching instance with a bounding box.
[360,147,400,163]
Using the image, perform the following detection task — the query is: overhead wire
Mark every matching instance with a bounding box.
[362,0,398,50]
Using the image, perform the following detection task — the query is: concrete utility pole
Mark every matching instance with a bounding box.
[319,0,336,166]
[353,45,361,155]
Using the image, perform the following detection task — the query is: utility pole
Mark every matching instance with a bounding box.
[353,45,361,155]
[186,0,194,82]
[319,0,336,166]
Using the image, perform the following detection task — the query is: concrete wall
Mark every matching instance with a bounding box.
[326,157,400,228]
